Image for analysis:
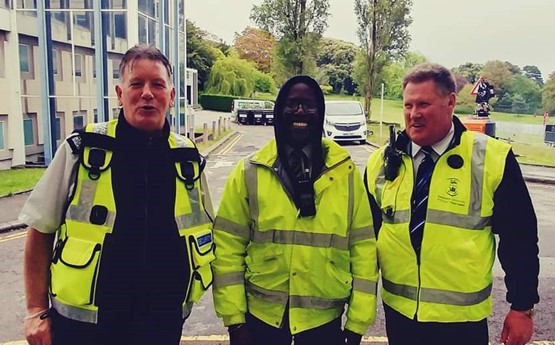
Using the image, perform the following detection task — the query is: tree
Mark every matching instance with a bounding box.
[186,20,224,91]
[452,63,483,84]
[205,52,257,97]
[233,27,276,74]
[523,65,544,87]
[453,73,469,94]
[481,60,513,102]
[354,0,413,119]
[504,61,522,76]
[507,74,542,113]
[542,72,555,114]
[511,94,528,115]
[251,0,330,75]
[315,38,359,94]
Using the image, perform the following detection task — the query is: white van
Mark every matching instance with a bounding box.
[324,101,368,144]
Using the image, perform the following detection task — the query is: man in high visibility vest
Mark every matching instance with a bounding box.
[21,44,214,345]
[365,63,539,345]
[212,75,378,345]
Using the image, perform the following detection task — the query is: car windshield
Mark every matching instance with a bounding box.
[326,102,363,116]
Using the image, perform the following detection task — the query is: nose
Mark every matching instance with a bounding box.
[409,107,420,119]
[294,104,306,115]
[141,84,154,100]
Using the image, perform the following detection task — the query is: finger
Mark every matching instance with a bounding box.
[500,325,509,343]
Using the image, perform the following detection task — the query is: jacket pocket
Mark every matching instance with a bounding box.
[186,228,215,303]
[50,237,102,306]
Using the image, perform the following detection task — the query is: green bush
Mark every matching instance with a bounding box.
[454,105,475,114]
[321,85,333,95]
[199,94,236,112]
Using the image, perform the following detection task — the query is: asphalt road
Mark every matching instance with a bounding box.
[1,120,554,344]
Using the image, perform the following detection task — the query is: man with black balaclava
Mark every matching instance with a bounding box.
[212,75,378,345]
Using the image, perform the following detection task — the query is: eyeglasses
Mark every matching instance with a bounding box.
[284,101,318,114]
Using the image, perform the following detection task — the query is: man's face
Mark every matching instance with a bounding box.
[115,58,175,133]
[282,82,319,147]
[403,80,455,146]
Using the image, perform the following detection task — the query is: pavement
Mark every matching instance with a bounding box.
[1,132,555,234]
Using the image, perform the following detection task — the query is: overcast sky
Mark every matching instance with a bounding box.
[186,0,555,79]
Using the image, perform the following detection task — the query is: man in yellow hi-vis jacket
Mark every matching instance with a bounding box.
[365,63,539,345]
[212,75,378,345]
[21,44,214,345]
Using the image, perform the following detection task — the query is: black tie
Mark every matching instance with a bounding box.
[409,146,436,254]
[289,149,309,181]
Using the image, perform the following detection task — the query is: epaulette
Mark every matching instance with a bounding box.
[66,131,83,154]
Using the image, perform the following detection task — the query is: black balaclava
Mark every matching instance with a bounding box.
[273,75,325,216]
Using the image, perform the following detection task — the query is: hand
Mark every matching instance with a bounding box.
[344,329,362,345]
[229,323,253,345]
[24,308,52,345]
[500,310,534,345]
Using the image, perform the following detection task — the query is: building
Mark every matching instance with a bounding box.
[0,0,198,169]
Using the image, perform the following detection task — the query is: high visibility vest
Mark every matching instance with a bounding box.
[213,138,378,335]
[50,119,214,324]
[366,130,510,322]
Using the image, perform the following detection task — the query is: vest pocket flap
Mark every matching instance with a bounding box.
[188,229,215,269]
[60,237,101,268]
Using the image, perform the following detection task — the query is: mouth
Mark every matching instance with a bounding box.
[140,105,156,111]
[292,122,308,128]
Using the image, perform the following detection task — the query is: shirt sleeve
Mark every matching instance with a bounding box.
[492,149,540,310]
[18,140,79,234]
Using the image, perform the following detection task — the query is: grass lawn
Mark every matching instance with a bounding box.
[0,168,46,197]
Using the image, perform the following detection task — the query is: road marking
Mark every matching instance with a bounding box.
[0,231,26,243]
[218,133,244,155]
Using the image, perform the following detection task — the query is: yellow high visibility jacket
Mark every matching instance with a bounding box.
[49,119,214,323]
[366,130,510,322]
[212,138,378,335]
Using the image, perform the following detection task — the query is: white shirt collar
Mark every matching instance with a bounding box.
[411,123,455,158]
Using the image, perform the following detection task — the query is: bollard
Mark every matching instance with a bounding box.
[212,121,217,140]
[203,123,208,143]
[217,117,222,138]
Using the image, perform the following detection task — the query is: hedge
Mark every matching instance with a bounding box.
[199,94,236,112]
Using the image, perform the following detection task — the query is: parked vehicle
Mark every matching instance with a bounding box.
[545,124,555,147]
[232,99,275,125]
[323,101,368,144]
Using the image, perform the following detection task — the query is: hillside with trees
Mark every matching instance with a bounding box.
[187,1,555,118]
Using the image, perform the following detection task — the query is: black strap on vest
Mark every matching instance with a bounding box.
[79,132,117,180]
[171,147,205,190]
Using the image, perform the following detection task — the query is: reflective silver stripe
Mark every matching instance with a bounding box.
[66,205,116,228]
[375,165,386,207]
[349,226,375,243]
[51,298,98,324]
[353,277,378,295]
[420,284,492,306]
[470,135,487,218]
[176,187,211,229]
[383,279,492,306]
[175,213,211,230]
[214,217,250,239]
[171,132,193,148]
[382,278,418,300]
[213,271,245,289]
[246,282,347,310]
[426,136,490,230]
[90,122,109,135]
[427,210,491,230]
[289,294,347,310]
[252,229,348,250]
[66,179,116,229]
[347,171,354,231]
[382,209,410,224]
[247,282,288,304]
[245,161,259,228]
